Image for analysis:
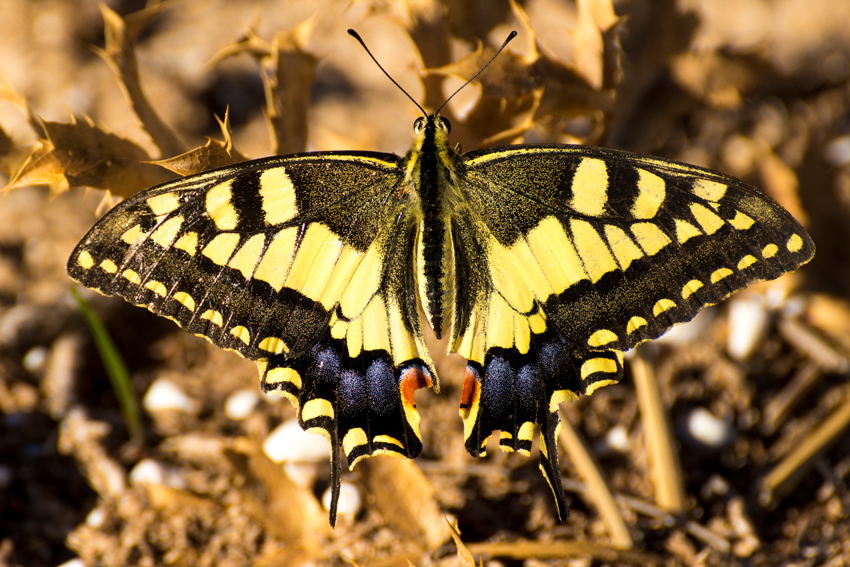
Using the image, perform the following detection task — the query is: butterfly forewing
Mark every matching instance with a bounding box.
[458,145,814,356]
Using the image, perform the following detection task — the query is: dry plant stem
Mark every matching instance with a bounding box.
[631,349,687,514]
[466,540,664,565]
[558,410,633,549]
[762,359,822,435]
[99,5,186,158]
[778,317,850,373]
[759,387,850,506]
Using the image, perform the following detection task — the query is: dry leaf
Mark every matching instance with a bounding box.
[210,18,318,155]
[97,4,186,159]
[359,456,449,550]
[150,109,249,176]
[5,115,171,197]
[448,521,477,567]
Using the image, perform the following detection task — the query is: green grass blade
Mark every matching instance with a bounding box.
[71,288,144,443]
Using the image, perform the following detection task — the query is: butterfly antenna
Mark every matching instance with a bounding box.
[348,29,427,117]
[435,30,517,115]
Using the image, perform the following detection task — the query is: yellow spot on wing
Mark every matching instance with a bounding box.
[737,255,757,270]
[711,268,733,282]
[361,296,390,353]
[206,180,238,230]
[258,337,287,354]
[549,390,578,412]
[100,259,118,273]
[145,280,168,297]
[343,428,368,455]
[302,398,334,421]
[77,251,94,269]
[653,299,676,316]
[518,422,534,441]
[762,244,778,258]
[604,225,643,270]
[121,225,144,246]
[489,238,534,312]
[682,280,704,298]
[174,232,198,256]
[729,210,755,230]
[200,310,223,326]
[674,219,703,244]
[486,295,515,351]
[265,367,301,389]
[150,216,184,248]
[525,217,587,293]
[374,435,404,448]
[632,168,666,218]
[581,357,619,379]
[627,316,647,334]
[586,378,618,395]
[285,224,344,302]
[692,179,728,202]
[229,326,251,345]
[319,245,365,310]
[173,292,195,311]
[588,329,617,347]
[340,240,383,319]
[259,168,297,225]
[122,269,141,284]
[787,234,803,252]
[146,193,180,216]
[690,203,725,235]
[571,219,617,283]
[202,233,241,265]
[631,223,671,255]
[513,313,531,354]
[228,234,266,279]
[254,228,298,291]
[569,157,608,216]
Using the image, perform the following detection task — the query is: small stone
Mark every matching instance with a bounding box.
[86,507,105,528]
[604,425,630,453]
[22,346,48,372]
[143,377,197,413]
[263,420,330,463]
[688,407,732,448]
[129,458,186,489]
[224,388,260,420]
[728,295,770,360]
[322,481,361,517]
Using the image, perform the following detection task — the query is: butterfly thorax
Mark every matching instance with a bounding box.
[403,114,462,340]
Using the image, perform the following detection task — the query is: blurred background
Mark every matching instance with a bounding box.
[1,0,849,565]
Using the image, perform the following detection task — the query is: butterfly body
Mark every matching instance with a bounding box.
[68,113,814,525]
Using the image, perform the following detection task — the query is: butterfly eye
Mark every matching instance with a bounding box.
[437,116,451,134]
[413,117,425,134]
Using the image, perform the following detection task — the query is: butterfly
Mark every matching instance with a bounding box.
[67,30,815,526]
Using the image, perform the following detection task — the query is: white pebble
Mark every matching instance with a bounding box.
[322,481,361,517]
[55,559,86,567]
[142,377,197,413]
[86,507,105,528]
[22,346,48,372]
[604,425,631,453]
[263,420,330,463]
[129,458,186,489]
[224,388,260,420]
[688,407,732,447]
[727,295,769,360]
[825,134,850,167]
